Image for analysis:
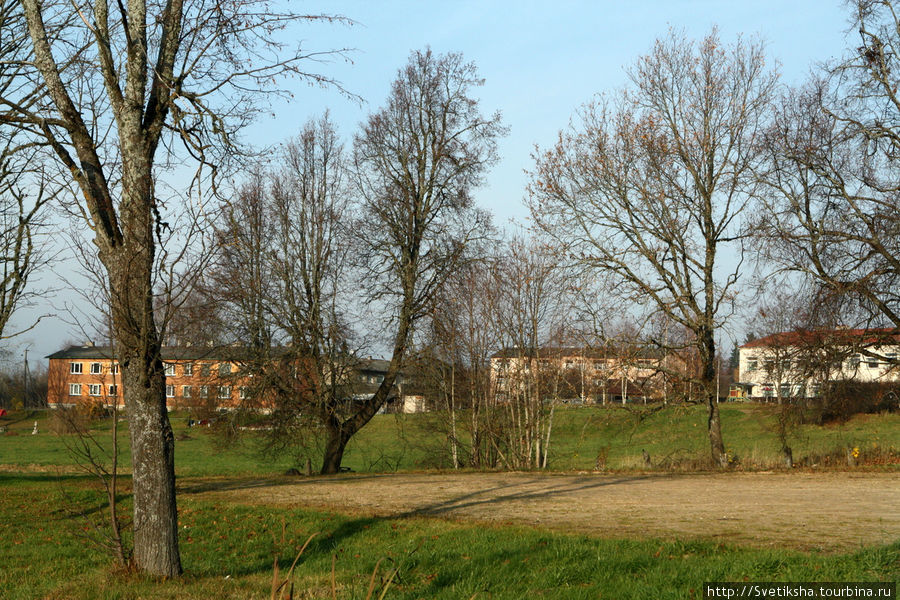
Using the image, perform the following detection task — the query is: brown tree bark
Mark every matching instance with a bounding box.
[9,0,344,576]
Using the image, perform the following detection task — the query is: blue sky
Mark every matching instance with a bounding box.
[8,1,855,365]
[257,0,851,225]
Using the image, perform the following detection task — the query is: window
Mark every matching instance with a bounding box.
[111,363,119,375]
[69,383,81,396]
[164,363,176,376]
[166,385,175,398]
[182,385,192,398]
[779,384,791,398]
[200,363,211,377]
[847,354,861,369]
[763,360,775,372]
[90,362,102,374]
[239,386,249,400]
[746,358,758,372]
[89,384,102,396]
[182,363,193,377]
[70,362,83,374]
[217,386,231,399]
[199,385,208,398]
[108,385,118,396]
[866,355,879,368]
[218,363,232,376]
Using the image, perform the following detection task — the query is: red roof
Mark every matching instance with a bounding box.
[741,328,900,349]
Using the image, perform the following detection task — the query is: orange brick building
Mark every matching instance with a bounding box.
[46,345,249,410]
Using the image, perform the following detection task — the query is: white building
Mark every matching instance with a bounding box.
[737,328,900,400]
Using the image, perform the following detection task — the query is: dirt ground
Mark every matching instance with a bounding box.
[185,471,899,552]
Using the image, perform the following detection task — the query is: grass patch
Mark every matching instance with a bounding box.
[0,404,897,476]
[0,474,896,599]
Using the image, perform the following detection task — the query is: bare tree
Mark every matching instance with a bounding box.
[0,0,54,339]
[1,0,348,575]
[0,146,51,340]
[425,255,499,468]
[331,48,504,474]
[210,115,361,473]
[489,237,572,469]
[758,0,900,360]
[211,170,276,351]
[528,30,777,466]
[422,236,575,470]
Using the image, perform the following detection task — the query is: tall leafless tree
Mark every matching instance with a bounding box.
[489,237,572,469]
[758,0,900,362]
[337,48,505,474]
[0,145,51,341]
[1,0,348,575]
[211,115,360,473]
[528,30,777,466]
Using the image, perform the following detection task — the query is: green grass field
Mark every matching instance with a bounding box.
[1,403,897,475]
[1,404,897,599]
[1,473,896,600]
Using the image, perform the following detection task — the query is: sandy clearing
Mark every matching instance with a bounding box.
[183,471,900,551]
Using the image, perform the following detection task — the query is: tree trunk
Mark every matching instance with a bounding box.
[706,396,727,466]
[701,328,727,467]
[105,163,182,576]
[122,348,181,576]
[449,363,459,469]
[321,423,349,475]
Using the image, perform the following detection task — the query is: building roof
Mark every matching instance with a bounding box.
[490,346,666,360]
[46,345,402,370]
[741,328,900,350]
[47,344,264,361]
[357,358,393,373]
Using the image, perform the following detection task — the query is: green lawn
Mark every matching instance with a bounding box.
[1,403,897,475]
[1,473,896,600]
[1,406,897,598]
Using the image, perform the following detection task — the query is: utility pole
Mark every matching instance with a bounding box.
[716,354,720,404]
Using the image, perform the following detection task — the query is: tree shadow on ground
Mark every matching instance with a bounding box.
[397,474,657,518]
[177,472,393,495]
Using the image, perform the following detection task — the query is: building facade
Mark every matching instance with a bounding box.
[490,346,685,404]
[46,345,431,413]
[46,345,251,409]
[737,329,900,401]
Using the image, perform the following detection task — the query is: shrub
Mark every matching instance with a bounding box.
[804,382,898,424]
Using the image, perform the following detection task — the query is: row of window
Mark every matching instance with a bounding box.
[68,383,250,399]
[70,362,119,375]
[746,353,898,372]
[69,383,118,396]
[754,383,821,398]
[69,361,234,377]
